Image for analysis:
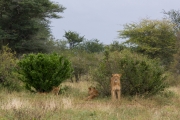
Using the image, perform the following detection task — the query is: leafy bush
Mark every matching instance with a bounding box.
[118,50,166,96]
[69,51,100,82]
[0,46,22,91]
[92,50,166,96]
[17,53,72,92]
[91,50,112,96]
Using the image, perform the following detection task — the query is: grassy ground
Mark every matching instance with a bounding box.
[0,81,180,120]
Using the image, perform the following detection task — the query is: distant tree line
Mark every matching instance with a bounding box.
[1,0,180,96]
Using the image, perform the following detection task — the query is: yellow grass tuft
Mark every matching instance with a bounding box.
[62,97,73,109]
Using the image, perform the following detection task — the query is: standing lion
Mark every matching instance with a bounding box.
[111,74,122,100]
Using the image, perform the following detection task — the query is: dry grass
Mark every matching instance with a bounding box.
[0,81,180,120]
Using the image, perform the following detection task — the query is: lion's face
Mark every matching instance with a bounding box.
[111,74,122,85]
[88,87,98,95]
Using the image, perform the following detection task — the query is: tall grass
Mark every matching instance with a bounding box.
[0,81,180,120]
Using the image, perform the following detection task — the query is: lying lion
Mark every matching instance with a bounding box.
[85,87,99,101]
[37,86,60,95]
[111,74,122,100]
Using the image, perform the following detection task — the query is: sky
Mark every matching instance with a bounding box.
[50,0,180,45]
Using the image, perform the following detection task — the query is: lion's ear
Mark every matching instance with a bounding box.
[88,87,91,90]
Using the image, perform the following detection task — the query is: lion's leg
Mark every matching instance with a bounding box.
[111,90,115,100]
[55,91,59,96]
[85,96,89,101]
[85,95,93,101]
[85,96,90,101]
[117,90,121,100]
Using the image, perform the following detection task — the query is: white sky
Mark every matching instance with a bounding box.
[50,0,180,45]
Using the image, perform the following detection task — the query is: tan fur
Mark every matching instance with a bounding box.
[52,86,60,96]
[111,74,122,100]
[85,87,99,101]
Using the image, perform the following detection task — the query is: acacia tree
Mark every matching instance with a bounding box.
[109,41,126,52]
[164,10,180,77]
[76,39,104,53]
[0,0,65,53]
[64,31,84,49]
[163,9,180,32]
[118,19,177,66]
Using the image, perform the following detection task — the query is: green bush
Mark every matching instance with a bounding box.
[17,53,72,92]
[0,46,22,91]
[118,50,166,96]
[92,50,166,96]
[91,50,112,96]
[69,50,100,82]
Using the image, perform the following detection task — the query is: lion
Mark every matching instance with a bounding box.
[111,74,122,100]
[85,87,99,101]
[52,86,60,96]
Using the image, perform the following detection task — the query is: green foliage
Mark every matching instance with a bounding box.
[92,50,166,96]
[109,41,126,52]
[64,31,84,49]
[91,49,112,96]
[168,51,180,85]
[55,39,68,51]
[164,10,180,81]
[0,46,22,91]
[59,85,69,94]
[0,0,66,53]
[118,50,166,96]
[118,19,177,66]
[163,9,180,32]
[17,53,72,92]
[153,89,177,106]
[77,39,104,53]
[69,50,100,82]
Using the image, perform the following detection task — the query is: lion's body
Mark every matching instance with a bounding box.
[52,86,60,96]
[111,74,122,100]
[85,87,99,101]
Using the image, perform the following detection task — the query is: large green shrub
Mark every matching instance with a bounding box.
[92,50,166,96]
[69,50,101,82]
[17,53,72,92]
[118,50,166,96]
[0,46,22,91]
[91,50,112,96]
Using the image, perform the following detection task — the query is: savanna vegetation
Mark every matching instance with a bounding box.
[0,0,180,119]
